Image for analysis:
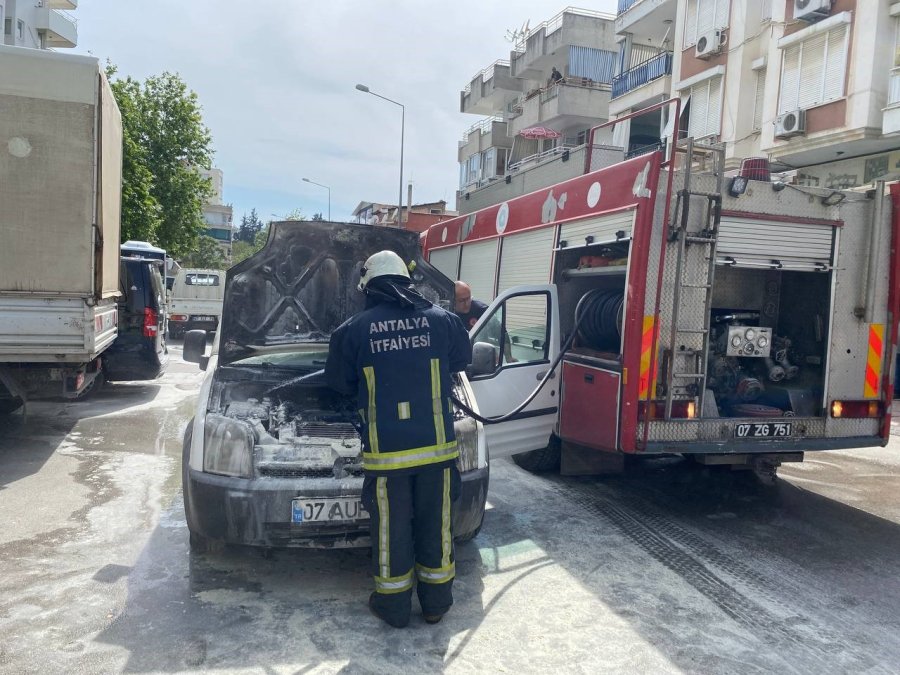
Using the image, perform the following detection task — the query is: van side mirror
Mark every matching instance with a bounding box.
[468,341,498,378]
[183,330,208,370]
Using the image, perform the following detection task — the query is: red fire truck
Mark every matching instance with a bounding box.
[423,101,898,477]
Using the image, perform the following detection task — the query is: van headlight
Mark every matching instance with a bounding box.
[203,414,254,478]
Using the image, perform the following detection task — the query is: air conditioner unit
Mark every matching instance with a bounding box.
[794,0,831,22]
[695,30,725,59]
[774,109,807,139]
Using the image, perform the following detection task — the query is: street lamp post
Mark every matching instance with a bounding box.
[302,177,331,222]
[355,83,405,228]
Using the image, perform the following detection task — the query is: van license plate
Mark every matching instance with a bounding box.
[291,498,368,523]
[734,423,792,438]
[193,315,216,322]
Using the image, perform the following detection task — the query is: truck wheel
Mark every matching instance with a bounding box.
[512,436,561,473]
[72,370,104,400]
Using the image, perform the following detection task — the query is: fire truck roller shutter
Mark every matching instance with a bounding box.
[497,229,556,351]
[429,246,460,281]
[558,210,636,250]
[717,218,835,269]
[459,239,499,303]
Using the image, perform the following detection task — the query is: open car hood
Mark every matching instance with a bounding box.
[218,221,454,365]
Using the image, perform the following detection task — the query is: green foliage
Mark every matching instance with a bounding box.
[236,208,264,243]
[283,208,306,221]
[182,235,227,269]
[231,226,269,266]
[107,64,214,259]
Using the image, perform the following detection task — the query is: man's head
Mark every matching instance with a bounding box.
[359,250,410,292]
[455,281,473,314]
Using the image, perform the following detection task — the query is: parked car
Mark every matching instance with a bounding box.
[181,221,491,551]
[167,268,226,339]
[103,256,169,382]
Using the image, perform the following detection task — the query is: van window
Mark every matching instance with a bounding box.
[185,273,221,286]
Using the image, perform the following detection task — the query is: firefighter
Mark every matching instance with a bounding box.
[325,250,472,628]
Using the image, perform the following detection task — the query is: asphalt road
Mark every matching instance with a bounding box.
[1,346,899,673]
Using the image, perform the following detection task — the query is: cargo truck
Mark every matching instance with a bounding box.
[0,46,122,412]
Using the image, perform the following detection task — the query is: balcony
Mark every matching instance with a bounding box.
[615,0,676,44]
[458,117,512,163]
[46,0,78,8]
[611,51,672,99]
[460,60,522,115]
[508,80,612,137]
[34,7,77,48]
[510,7,615,79]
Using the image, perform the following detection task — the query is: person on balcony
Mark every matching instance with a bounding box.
[550,67,564,85]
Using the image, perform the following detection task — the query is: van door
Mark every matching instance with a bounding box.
[466,285,560,459]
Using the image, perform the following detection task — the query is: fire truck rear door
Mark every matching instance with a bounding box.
[466,285,560,459]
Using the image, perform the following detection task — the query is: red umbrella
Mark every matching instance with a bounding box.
[518,125,561,139]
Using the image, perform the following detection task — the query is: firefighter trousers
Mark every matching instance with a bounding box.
[361,464,461,627]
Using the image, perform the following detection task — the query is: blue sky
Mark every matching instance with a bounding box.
[73,1,618,225]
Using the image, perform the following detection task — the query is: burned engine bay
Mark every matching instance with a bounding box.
[206,365,480,481]
[208,367,365,482]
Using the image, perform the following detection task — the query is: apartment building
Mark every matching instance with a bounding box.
[457,8,621,213]
[200,168,234,261]
[612,0,900,188]
[2,0,77,50]
[351,200,457,234]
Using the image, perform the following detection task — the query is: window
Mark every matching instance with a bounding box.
[482,147,496,181]
[3,17,9,37]
[470,292,550,375]
[688,76,723,139]
[753,68,766,131]
[889,18,900,106]
[778,25,848,114]
[16,18,23,41]
[684,0,730,47]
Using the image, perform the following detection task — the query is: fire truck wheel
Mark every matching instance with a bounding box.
[512,436,561,473]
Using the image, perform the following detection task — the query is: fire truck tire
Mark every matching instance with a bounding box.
[512,436,561,473]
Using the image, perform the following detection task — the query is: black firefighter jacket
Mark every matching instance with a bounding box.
[325,298,472,474]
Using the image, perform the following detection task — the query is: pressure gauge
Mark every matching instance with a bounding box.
[757,335,769,348]
[744,328,756,341]
[731,335,743,348]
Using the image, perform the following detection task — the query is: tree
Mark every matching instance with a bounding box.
[230,226,269,266]
[182,236,227,269]
[283,208,306,221]
[311,212,324,221]
[107,65,214,258]
[236,208,264,243]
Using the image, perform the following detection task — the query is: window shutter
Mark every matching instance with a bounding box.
[779,45,801,113]
[707,76,722,138]
[798,33,826,109]
[689,82,709,139]
[697,0,715,36]
[823,25,847,103]
[685,0,698,46]
[753,69,766,131]
[714,0,730,29]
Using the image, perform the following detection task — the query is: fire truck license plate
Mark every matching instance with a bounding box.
[734,423,792,438]
[291,498,368,524]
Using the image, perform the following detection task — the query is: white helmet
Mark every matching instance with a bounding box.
[358,250,410,291]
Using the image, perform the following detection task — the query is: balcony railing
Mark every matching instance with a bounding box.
[513,6,615,52]
[617,0,642,14]
[460,116,505,144]
[611,51,673,99]
[463,59,510,95]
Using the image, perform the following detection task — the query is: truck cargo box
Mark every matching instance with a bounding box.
[0,45,122,299]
